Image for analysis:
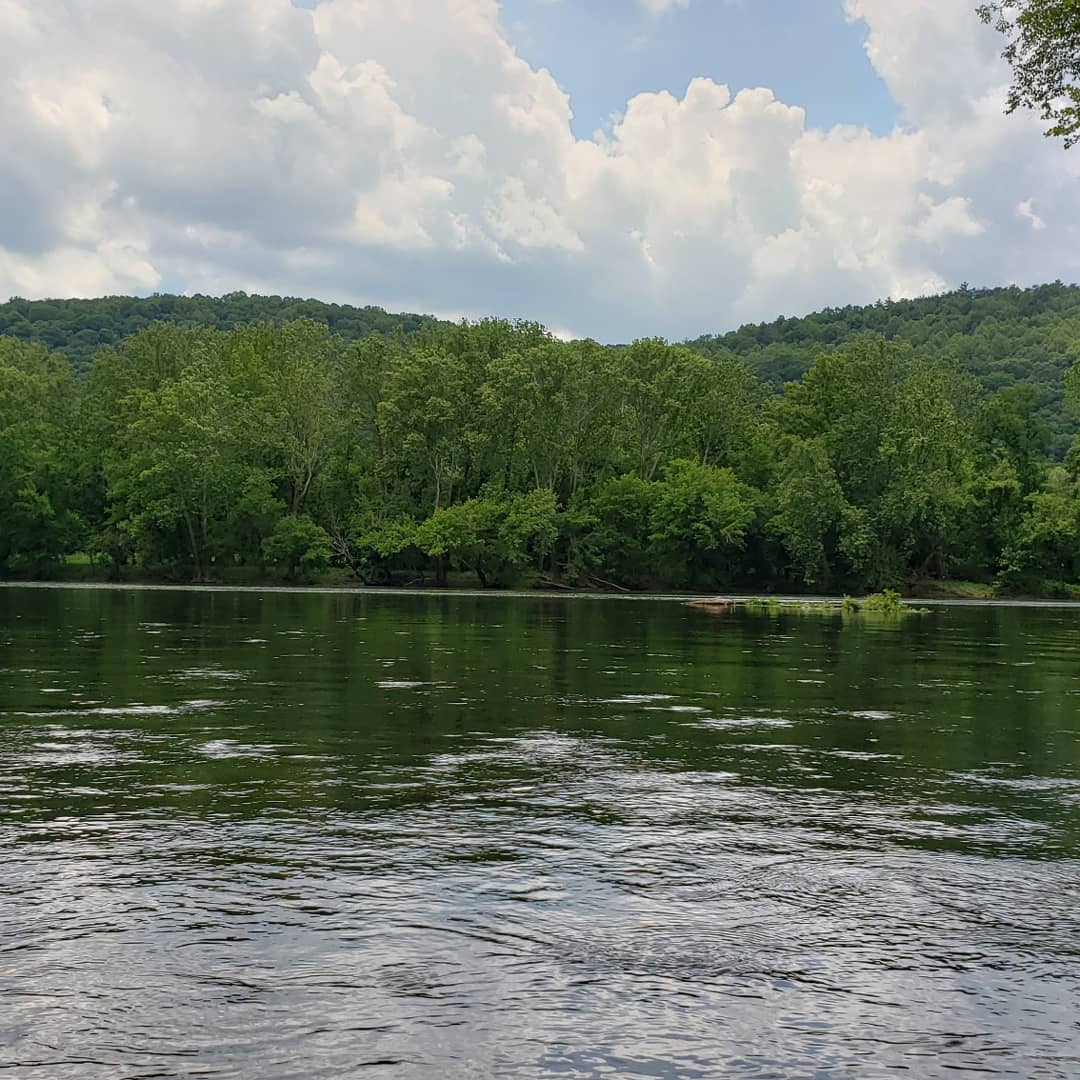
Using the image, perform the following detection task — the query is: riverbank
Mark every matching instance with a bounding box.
[4,569,1080,606]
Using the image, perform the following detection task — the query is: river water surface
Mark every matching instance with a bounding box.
[1,586,1078,1078]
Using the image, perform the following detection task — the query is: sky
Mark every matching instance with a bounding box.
[499,0,900,138]
[2,0,1078,342]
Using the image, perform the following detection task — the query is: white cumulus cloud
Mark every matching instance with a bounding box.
[0,0,1077,341]
[641,0,691,14]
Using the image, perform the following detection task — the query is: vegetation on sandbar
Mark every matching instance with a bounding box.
[690,591,930,619]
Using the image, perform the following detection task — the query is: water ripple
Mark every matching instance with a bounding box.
[1,588,1079,1078]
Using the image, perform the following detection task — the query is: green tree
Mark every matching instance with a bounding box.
[618,340,698,480]
[225,321,341,515]
[478,338,618,496]
[349,514,423,585]
[262,514,331,582]
[108,354,254,578]
[0,339,84,573]
[960,457,1027,579]
[772,337,976,587]
[415,498,506,588]
[975,384,1051,493]
[378,348,472,513]
[649,459,758,587]
[414,490,558,587]
[578,474,660,587]
[499,489,559,573]
[979,0,1080,146]
[767,439,845,586]
[999,467,1080,589]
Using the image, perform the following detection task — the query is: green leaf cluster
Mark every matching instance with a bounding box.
[979,0,1080,146]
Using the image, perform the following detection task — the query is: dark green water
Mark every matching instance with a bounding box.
[1,586,1079,1079]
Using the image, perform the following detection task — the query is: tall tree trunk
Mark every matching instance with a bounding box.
[293,460,316,514]
[199,481,210,579]
[183,512,202,581]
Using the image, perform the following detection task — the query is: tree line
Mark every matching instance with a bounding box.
[3,306,1080,594]
[0,293,442,373]
[7,283,1079,451]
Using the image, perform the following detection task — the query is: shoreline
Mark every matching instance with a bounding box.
[5,578,1080,608]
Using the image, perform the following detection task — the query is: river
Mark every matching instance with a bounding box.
[1,585,1078,1078]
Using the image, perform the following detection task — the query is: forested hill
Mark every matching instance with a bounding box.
[0,293,445,371]
[6,285,1079,453]
[687,283,1080,457]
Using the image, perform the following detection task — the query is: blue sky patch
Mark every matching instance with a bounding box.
[500,0,901,137]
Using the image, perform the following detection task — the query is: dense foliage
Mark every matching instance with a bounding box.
[689,283,1080,457]
[979,0,1080,146]
[0,293,442,372]
[3,290,1080,594]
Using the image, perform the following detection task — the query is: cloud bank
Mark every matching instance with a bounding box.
[1,0,1077,340]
